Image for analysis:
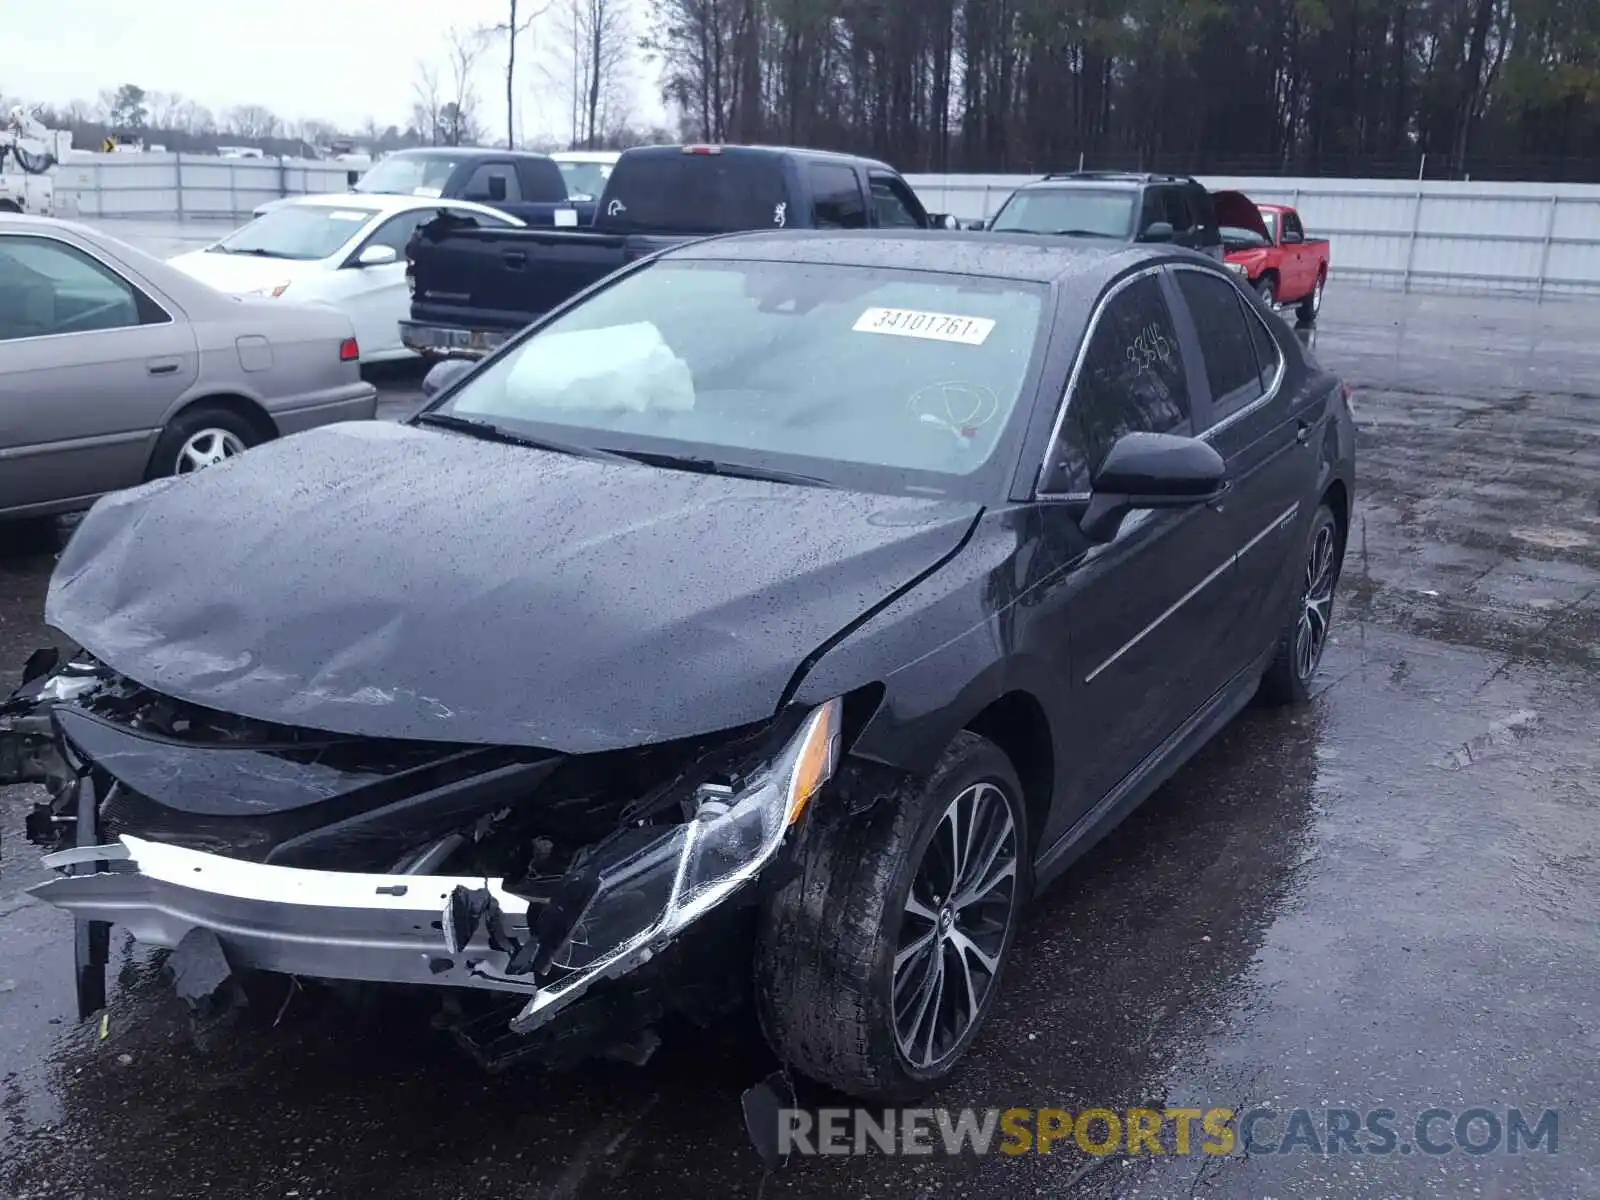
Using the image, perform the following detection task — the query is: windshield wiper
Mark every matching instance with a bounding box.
[1049,228,1119,238]
[413,412,634,464]
[217,246,289,258]
[606,448,834,489]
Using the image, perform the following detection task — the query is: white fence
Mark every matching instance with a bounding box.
[48,153,1600,300]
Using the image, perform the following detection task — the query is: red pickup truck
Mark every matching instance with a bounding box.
[1214,193,1330,323]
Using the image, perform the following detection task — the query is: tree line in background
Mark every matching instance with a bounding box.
[646,0,1599,179]
[1,0,662,160]
[5,0,1598,178]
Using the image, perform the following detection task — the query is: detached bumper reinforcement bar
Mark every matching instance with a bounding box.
[30,836,541,996]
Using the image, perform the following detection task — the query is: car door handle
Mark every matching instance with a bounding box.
[1295,419,1313,444]
[146,359,181,376]
[501,250,527,269]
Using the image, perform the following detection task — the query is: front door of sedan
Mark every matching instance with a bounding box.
[1022,270,1241,848]
[0,232,197,516]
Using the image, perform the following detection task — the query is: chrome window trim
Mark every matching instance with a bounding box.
[1167,261,1287,438]
[1034,262,1168,501]
[0,230,176,345]
[1034,261,1288,501]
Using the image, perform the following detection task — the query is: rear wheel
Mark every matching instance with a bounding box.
[146,405,261,481]
[756,731,1028,1101]
[1297,273,1325,324]
[1260,503,1342,705]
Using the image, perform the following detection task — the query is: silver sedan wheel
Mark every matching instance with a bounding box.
[1295,521,1338,680]
[892,781,1019,1070]
[176,428,247,474]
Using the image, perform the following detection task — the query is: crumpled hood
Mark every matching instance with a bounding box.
[47,422,978,752]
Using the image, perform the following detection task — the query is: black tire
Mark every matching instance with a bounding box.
[756,731,1030,1101]
[1255,274,1278,308]
[1259,503,1342,706]
[146,404,262,482]
[1296,272,1326,324]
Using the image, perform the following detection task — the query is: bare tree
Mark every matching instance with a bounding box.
[146,91,188,131]
[226,104,281,140]
[486,0,550,147]
[178,100,216,136]
[443,26,488,145]
[548,0,633,147]
[411,59,444,144]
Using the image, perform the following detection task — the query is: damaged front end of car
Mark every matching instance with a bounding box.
[0,649,845,1070]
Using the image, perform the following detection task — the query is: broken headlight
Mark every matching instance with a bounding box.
[515,698,841,1023]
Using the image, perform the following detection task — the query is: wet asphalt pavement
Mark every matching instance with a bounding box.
[2,232,1598,1197]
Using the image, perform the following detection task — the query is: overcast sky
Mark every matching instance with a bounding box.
[1,0,663,141]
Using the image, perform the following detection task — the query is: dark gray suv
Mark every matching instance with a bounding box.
[976,172,1223,259]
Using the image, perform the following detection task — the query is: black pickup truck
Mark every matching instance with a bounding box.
[400,144,957,359]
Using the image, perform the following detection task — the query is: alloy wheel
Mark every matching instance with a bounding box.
[892,781,1019,1070]
[1312,277,1325,314]
[1295,521,1338,680]
[176,428,247,474]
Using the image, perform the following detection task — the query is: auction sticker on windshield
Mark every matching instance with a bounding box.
[853,308,996,345]
[328,211,370,222]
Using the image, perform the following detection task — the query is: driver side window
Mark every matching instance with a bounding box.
[1040,274,1191,494]
[0,235,159,342]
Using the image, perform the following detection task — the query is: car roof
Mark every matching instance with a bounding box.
[551,150,620,163]
[618,143,898,173]
[666,229,1190,287]
[384,146,550,161]
[281,193,523,222]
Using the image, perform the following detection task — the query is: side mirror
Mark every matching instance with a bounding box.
[930,213,960,231]
[1282,230,1304,245]
[356,244,398,267]
[1139,220,1175,243]
[1078,432,1227,542]
[421,357,475,398]
[965,218,989,231]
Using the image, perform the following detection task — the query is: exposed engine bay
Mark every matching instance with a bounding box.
[1,647,852,1070]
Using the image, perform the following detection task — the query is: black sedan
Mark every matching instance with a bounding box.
[1,230,1354,1101]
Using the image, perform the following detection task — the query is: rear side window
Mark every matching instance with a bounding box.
[598,153,791,235]
[516,158,571,204]
[1186,186,1218,234]
[1246,301,1283,392]
[1175,269,1264,420]
[461,163,522,205]
[1162,188,1194,232]
[1043,274,1190,493]
[809,165,868,229]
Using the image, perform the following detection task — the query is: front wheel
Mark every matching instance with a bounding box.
[1259,503,1342,705]
[1255,275,1277,308]
[756,731,1029,1101]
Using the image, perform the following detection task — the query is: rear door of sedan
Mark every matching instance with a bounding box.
[1166,263,1319,677]
[0,229,197,515]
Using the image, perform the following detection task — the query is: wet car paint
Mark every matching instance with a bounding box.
[1,285,1598,1198]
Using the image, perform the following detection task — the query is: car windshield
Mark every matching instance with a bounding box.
[434,259,1048,496]
[989,188,1135,238]
[212,205,377,260]
[558,161,611,200]
[1261,210,1280,241]
[355,153,464,197]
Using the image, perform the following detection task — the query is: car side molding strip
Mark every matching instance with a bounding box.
[1083,500,1300,685]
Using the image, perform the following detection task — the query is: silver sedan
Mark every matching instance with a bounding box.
[0,214,378,522]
